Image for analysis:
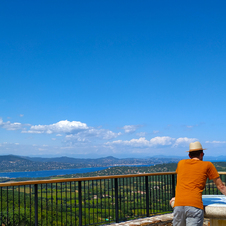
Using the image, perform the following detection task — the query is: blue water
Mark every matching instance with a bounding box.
[0,164,153,179]
[202,195,226,206]
[0,167,109,179]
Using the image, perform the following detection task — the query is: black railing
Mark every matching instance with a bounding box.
[0,172,225,226]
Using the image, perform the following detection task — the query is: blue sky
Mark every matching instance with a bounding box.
[1,0,226,158]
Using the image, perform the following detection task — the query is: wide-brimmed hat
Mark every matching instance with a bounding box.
[187,141,206,152]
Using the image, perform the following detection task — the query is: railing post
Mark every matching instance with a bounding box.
[145,176,149,217]
[114,178,119,223]
[78,181,82,226]
[34,184,38,226]
[172,174,175,197]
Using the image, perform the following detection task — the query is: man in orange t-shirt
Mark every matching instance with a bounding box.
[170,141,226,226]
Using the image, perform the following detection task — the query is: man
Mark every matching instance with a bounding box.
[170,141,226,226]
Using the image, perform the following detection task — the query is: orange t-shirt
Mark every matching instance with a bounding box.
[174,159,219,210]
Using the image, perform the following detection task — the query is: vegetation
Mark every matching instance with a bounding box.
[0,161,225,225]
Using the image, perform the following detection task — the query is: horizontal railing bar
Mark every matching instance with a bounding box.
[0,172,177,187]
[0,171,225,187]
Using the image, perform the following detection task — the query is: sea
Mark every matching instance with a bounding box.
[0,164,153,179]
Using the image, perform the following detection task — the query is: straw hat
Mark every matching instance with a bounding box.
[187,141,206,152]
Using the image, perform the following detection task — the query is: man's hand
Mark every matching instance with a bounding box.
[213,177,226,196]
[170,197,175,207]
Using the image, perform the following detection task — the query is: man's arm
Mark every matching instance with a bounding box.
[213,177,226,196]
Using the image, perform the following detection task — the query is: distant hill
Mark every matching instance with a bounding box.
[0,155,180,173]
[1,154,225,173]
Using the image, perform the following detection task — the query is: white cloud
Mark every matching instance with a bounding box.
[122,125,141,133]
[173,137,198,147]
[0,118,25,130]
[66,129,121,142]
[153,130,159,134]
[173,137,197,147]
[136,132,146,137]
[20,114,24,117]
[106,136,175,148]
[205,141,226,144]
[150,136,175,145]
[23,120,88,134]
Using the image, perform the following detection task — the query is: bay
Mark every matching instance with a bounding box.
[0,167,108,179]
[0,164,153,179]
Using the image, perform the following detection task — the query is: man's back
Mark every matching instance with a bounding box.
[174,159,219,209]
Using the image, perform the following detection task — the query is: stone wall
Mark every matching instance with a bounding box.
[106,214,210,226]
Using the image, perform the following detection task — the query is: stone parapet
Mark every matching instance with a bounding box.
[104,214,210,226]
[106,213,173,226]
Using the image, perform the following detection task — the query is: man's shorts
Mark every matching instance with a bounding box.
[173,206,204,226]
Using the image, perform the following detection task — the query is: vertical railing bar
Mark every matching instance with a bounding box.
[51,183,53,225]
[166,175,168,211]
[145,176,149,217]
[46,183,48,226]
[123,178,125,220]
[0,187,2,225]
[78,181,82,226]
[35,184,38,226]
[104,180,106,223]
[129,177,132,217]
[108,179,110,223]
[142,177,145,216]
[158,175,161,213]
[100,179,102,223]
[56,183,58,225]
[24,185,27,224]
[30,185,31,226]
[172,174,175,198]
[74,182,77,224]
[133,177,135,216]
[61,182,63,225]
[97,180,99,223]
[70,181,72,225]
[65,182,67,225]
[92,180,94,224]
[163,175,166,211]
[115,178,119,223]
[127,178,129,218]
[7,187,8,225]
[41,184,43,226]
[136,177,138,216]
[88,180,90,225]
[119,178,121,221]
[161,175,163,212]
[19,186,20,225]
[152,176,155,214]
[139,177,141,216]
[84,181,86,226]
[13,186,14,225]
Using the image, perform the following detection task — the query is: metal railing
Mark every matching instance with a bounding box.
[0,172,225,226]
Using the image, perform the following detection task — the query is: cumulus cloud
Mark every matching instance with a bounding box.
[122,125,141,133]
[66,128,121,142]
[0,118,26,130]
[205,141,226,144]
[173,137,197,147]
[106,136,175,148]
[23,120,88,134]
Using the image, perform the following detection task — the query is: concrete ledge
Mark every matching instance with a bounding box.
[107,213,173,226]
[104,214,210,226]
